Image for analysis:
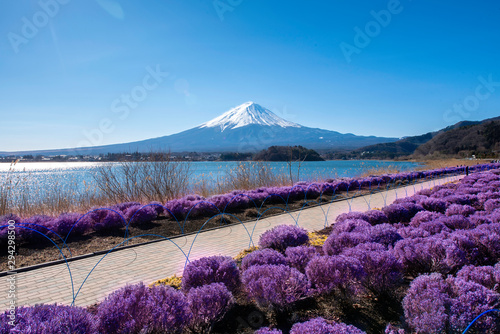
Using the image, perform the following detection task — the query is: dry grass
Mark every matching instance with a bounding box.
[192,162,292,197]
[233,246,259,262]
[356,165,405,178]
[92,155,192,203]
[0,161,108,217]
[1,160,293,217]
[415,158,492,170]
[355,158,489,178]
[308,232,328,247]
[150,274,182,289]
[0,160,17,216]
[224,161,291,190]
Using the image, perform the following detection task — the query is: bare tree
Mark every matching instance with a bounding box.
[286,146,307,184]
[92,152,192,203]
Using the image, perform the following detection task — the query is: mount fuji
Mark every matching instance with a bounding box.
[1,102,397,155]
[199,101,301,131]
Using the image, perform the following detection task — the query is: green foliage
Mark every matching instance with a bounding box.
[254,145,324,161]
[484,121,500,146]
[415,119,500,158]
[219,152,254,161]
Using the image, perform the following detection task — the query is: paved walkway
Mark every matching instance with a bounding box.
[0,175,462,309]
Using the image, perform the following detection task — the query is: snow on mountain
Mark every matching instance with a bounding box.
[199,101,301,131]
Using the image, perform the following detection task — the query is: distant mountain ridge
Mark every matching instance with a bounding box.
[328,117,500,159]
[0,102,397,156]
[352,121,482,158]
[413,117,500,157]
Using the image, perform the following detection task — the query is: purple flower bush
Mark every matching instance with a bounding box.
[182,255,240,293]
[84,209,125,233]
[431,187,456,199]
[368,223,403,247]
[123,204,158,226]
[289,317,366,334]
[447,193,478,206]
[401,202,425,218]
[478,192,500,205]
[452,277,500,331]
[468,211,493,226]
[446,204,476,217]
[0,304,97,334]
[332,218,372,234]
[242,264,310,310]
[18,215,54,241]
[393,236,465,276]
[111,201,141,212]
[402,273,500,333]
[484,198,500,213]
[464,226,500,264]
[343,243,403,296]
[241,248,287,271]
[420,197,448,213]
[448,278,500,332]
[441,214,474,230]
[335,212,370,224]
[323,231,371,256]
[285,245,319,273]
[305,255,365,295]
[365,209,390,225]
[0,214,20,247]
[96,283,191,334]
[165,194,219,219]
[418,220,452,235]
[410,210,444,227]
[382,204,411,224]
[402,273,454,333]
[258,225,309,252]
[52,212,87,238]
[187,282,234,333]
[384,324,405,334]
[456,264,500,291]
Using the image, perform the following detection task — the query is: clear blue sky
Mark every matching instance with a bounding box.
[1,0,500,151]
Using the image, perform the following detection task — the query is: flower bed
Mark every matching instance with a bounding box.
[1,164,495,252]
[3,167,500,333]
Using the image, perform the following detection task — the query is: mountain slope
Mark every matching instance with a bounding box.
[326,119,497,160]
[413,117,500,157]
[0,102,398,156]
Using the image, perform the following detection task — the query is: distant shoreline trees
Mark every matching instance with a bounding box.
[253,145,324,162]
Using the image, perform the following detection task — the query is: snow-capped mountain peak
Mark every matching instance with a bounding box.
[199,102,301,131]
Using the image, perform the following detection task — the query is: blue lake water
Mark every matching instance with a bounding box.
[0,160,421,198]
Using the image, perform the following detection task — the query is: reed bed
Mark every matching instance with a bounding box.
[192,162,293,197]
[355,164,404,178]
[0,160,295,217]
[0,161,107,217]
[92,160,192,204]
